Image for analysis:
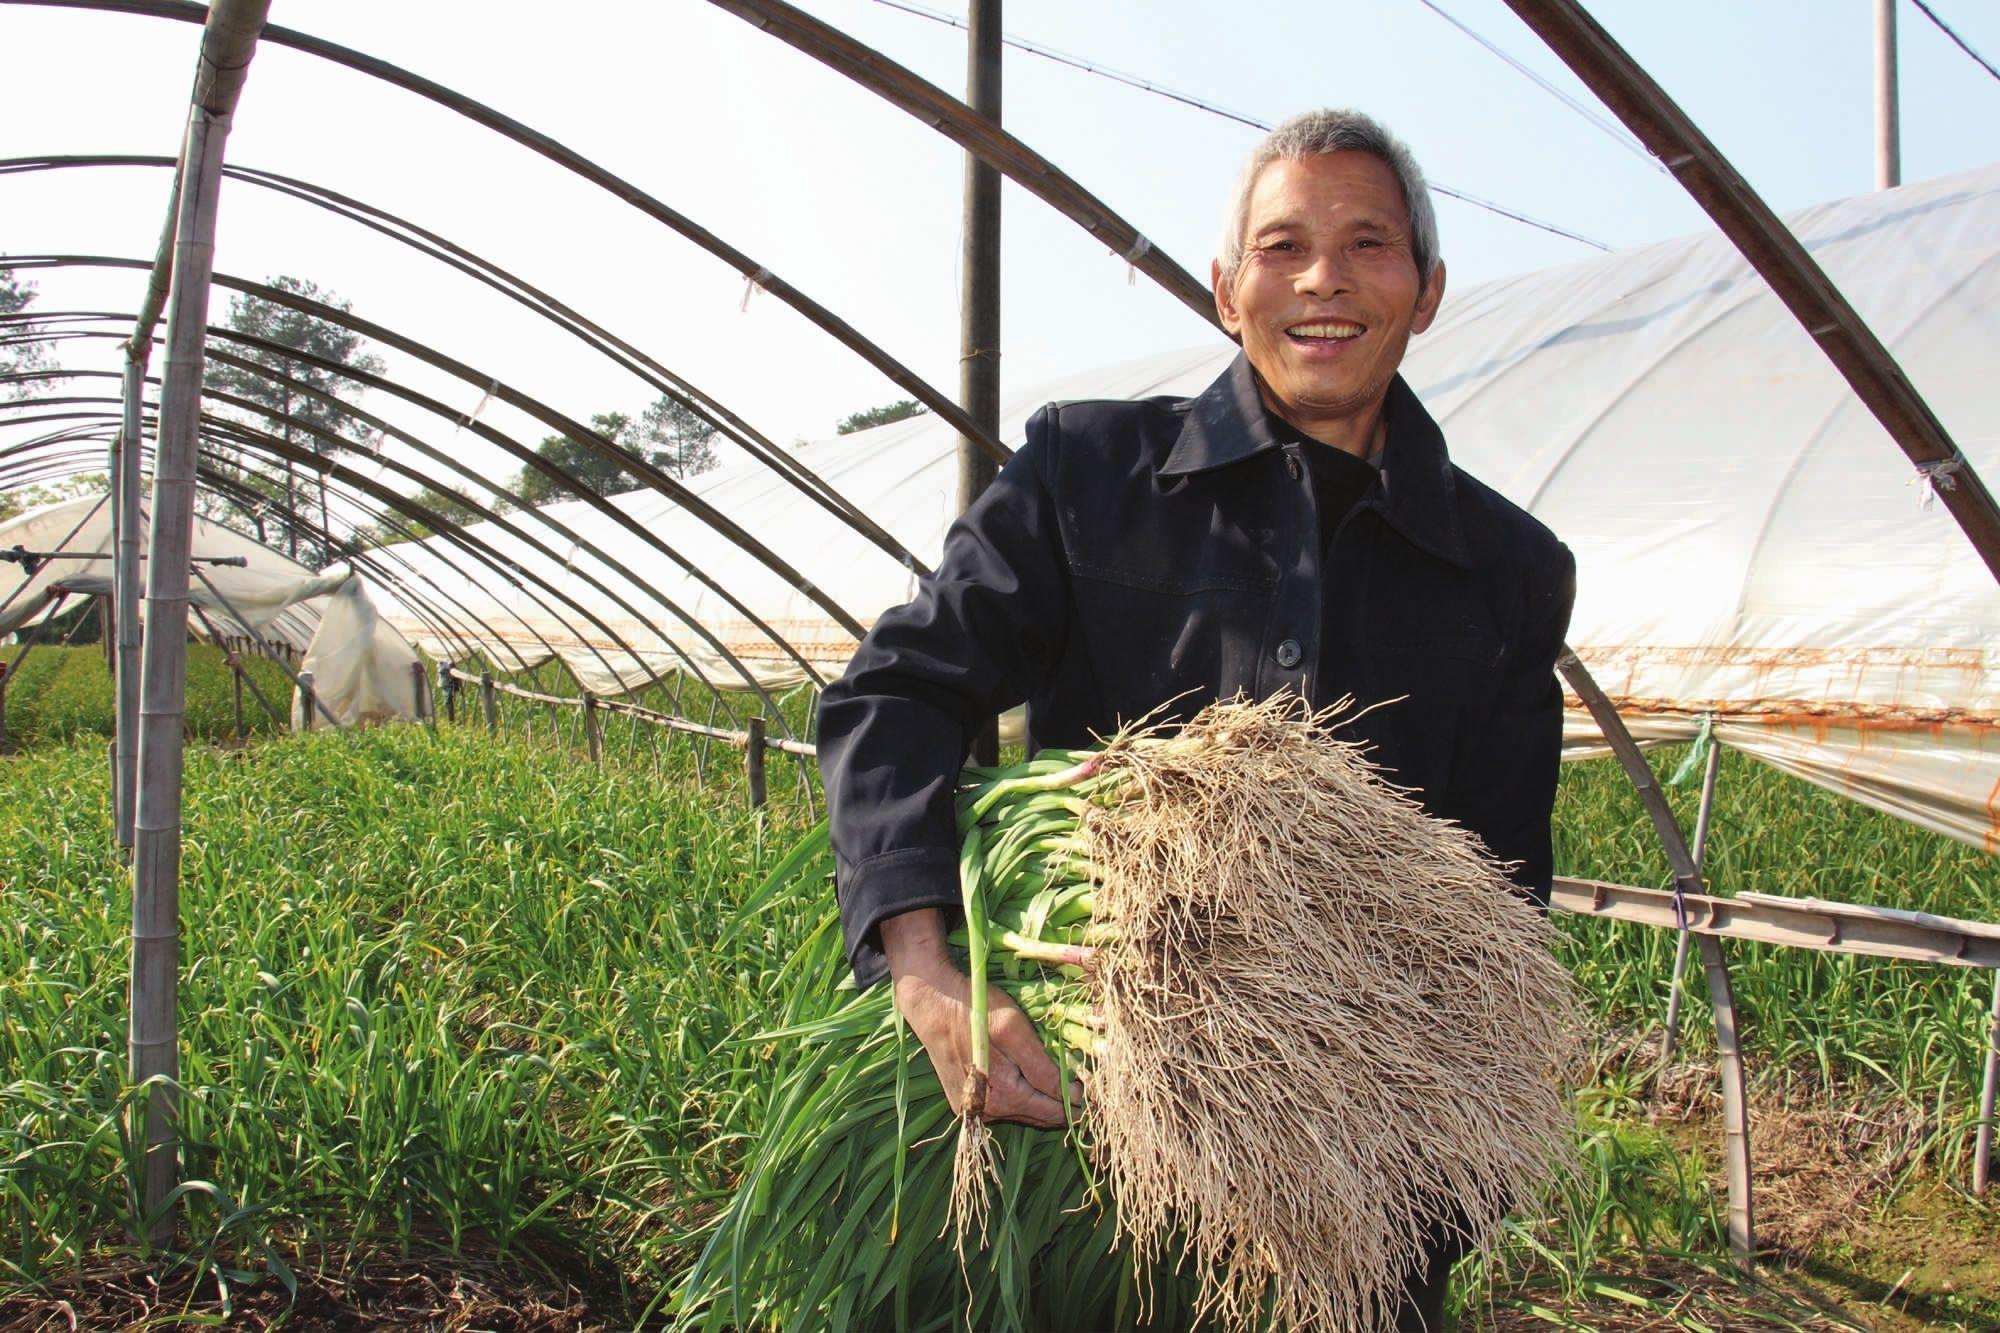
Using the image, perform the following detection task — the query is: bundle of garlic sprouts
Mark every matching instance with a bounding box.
[676,696,1584,1333]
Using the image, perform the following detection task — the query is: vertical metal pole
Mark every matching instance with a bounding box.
[746,715,768,809]
[1975,970,2000,1194]
[958,0,1002,767]
[1662,739,1722,1061]
[583,691,602,764]
[116,356,146,848]
[1875,0,1900,190]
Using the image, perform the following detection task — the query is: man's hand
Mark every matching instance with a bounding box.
[882,908,1076,1130]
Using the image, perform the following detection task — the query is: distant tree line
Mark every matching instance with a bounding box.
[836,399,926,435]
[185,274,729,558]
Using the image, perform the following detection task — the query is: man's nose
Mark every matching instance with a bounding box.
[1294,248,1352,298]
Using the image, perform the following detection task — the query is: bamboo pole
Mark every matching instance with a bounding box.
[441,660,456,724]
[482,670,497,735]
[958,0,1001,770]
[115,355,145,846]
[228,651,243,741]
[298,669,315,731]
[127,0,271,1249]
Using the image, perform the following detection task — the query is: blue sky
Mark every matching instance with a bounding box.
[3,0,1997,488]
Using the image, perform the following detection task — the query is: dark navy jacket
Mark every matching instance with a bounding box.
[819,353,1576,987]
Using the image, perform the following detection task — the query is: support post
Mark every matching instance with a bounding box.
[1976,970,2000,1195]
[1875,0,1900,190]
[957,0,1002,768]
[298,669,316,732]
[1560,650,1753,1265]
[1663,737,1723,1061]
[412,659,430,729]
[116,356,145,849]
[582,690,602,764]
[0,661,8,753]
[228,651,244,742]
[128,0,273,1251]
[482,670,497,735]
[441,661,457,725]
[746,715,767,809]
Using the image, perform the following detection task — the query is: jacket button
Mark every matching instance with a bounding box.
[1275,639,1302,669]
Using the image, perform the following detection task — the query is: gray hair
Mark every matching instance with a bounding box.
[1217,109,1440,286]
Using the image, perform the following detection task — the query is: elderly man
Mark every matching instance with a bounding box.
[818,108,1575,1329]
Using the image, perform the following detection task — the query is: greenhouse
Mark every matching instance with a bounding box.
[4,0,2000,1328]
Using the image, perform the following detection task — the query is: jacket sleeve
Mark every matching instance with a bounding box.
[816,410,1071,986]
[1442,543,1576,906]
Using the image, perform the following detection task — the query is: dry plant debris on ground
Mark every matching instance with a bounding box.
[0,1250,613,1332]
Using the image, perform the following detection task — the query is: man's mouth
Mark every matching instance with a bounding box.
[1284,320,1366,345]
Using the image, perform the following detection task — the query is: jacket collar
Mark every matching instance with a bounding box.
[1161,351,1471,569]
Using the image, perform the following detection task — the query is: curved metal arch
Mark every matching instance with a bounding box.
[0,155,934,579]
[4,0,1012,465]
[185,353,774,708]
[0,422,498,664]
[189,436,568,674]
[706,0,1219,327]
[192,411,674,701]
[1,395,763,730]
[1,432,498,666]
[0,310,828,720]
[7,363,709,699]
[5,412,599,684]
[0,261,853,690]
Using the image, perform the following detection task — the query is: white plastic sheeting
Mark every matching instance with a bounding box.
[0,493,329,648]
[0,493,424,729]
[372,162,2000,850]
[293,576,424,728]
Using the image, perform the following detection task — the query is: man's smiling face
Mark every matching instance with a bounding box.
[1213,151,1445,446]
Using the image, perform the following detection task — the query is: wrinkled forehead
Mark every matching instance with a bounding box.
[1243,151,1413,232]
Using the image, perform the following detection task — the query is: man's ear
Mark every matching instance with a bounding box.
[1410,260,1447,336]
[1212,258,1244,340]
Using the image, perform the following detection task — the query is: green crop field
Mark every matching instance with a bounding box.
[1,644,295,749]
[1,702,1996,1329]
